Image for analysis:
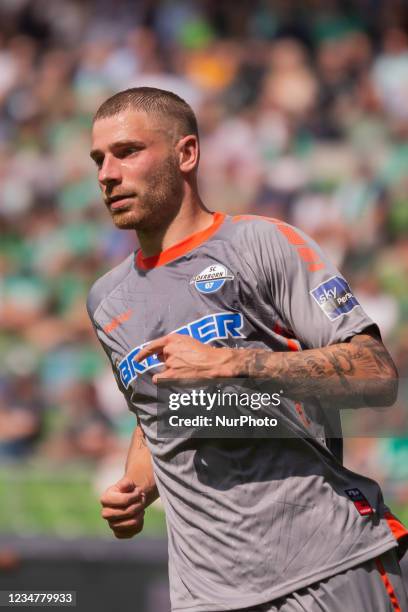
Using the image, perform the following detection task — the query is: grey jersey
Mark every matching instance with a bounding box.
[87,213,402,611]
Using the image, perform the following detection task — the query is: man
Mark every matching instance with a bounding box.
[87,87,408,611]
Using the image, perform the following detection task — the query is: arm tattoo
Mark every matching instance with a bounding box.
[240,331,398,408]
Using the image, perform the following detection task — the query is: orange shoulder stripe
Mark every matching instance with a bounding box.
[232,214,325,272]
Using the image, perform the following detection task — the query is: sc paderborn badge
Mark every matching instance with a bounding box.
[190,264,234,294]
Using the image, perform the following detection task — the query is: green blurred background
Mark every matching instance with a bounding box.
[0,0,408,609]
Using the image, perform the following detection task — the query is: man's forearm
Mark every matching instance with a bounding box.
[125,425,159,506]
[231,332,398,408]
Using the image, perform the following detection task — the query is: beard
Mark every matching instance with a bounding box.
[109,154,184,232]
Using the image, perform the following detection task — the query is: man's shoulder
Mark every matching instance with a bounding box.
[226,213,296,238]
[87,253,134,320]
[224,213,306,252]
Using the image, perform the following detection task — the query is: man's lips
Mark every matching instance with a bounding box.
[106,194,136,210]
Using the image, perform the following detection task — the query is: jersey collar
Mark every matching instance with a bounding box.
[135,211,226,270]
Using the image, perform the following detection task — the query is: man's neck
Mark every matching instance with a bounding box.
[137,197,214,257]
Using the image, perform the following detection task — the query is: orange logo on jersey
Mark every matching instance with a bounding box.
[103,309,132,334]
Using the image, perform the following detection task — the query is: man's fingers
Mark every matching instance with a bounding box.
[111,521,144,539]
[100,489,144,508]
[113,526,144,539]
[108,514,145,529]
[135,336,170,363]
[101,502,144,521]
[110,517,145,538]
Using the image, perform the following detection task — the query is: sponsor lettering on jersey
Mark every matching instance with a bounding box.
[118,311,244,388]
[309,276,360,321]
[190,264,234,294]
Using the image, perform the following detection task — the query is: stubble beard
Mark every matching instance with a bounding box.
[109,155,184,232]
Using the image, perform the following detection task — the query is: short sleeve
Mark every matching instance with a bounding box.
[251,220,377,349]
[87,291,136,414]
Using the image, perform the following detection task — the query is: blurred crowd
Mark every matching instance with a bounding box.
[1,0,408,507]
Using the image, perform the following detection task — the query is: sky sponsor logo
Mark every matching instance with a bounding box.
[309,276,360,321]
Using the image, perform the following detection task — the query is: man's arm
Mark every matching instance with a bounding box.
[100,425,159,538]
[234,327,398,408]
[135,326,398,409]
[125,425,159,506]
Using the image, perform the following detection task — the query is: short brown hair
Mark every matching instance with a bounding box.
[93,87,199,140]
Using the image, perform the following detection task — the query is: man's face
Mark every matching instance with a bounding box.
[90,109,183,231]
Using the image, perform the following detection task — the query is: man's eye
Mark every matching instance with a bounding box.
[118,147,141,158]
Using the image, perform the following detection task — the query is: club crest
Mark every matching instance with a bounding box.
[190,264,234,294]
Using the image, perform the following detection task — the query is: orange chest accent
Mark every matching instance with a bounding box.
[103,309,132,334]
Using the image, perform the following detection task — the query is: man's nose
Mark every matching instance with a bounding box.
[98,155,122,186]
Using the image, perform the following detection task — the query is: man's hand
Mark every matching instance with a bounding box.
[100,476,146,539]
[135,334,236,383]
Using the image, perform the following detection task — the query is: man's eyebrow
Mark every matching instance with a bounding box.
[112,139,146,148]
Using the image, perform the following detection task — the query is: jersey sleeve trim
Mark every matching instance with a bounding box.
[384,511,408,560]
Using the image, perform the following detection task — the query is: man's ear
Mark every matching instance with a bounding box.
[176,135,199,173]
